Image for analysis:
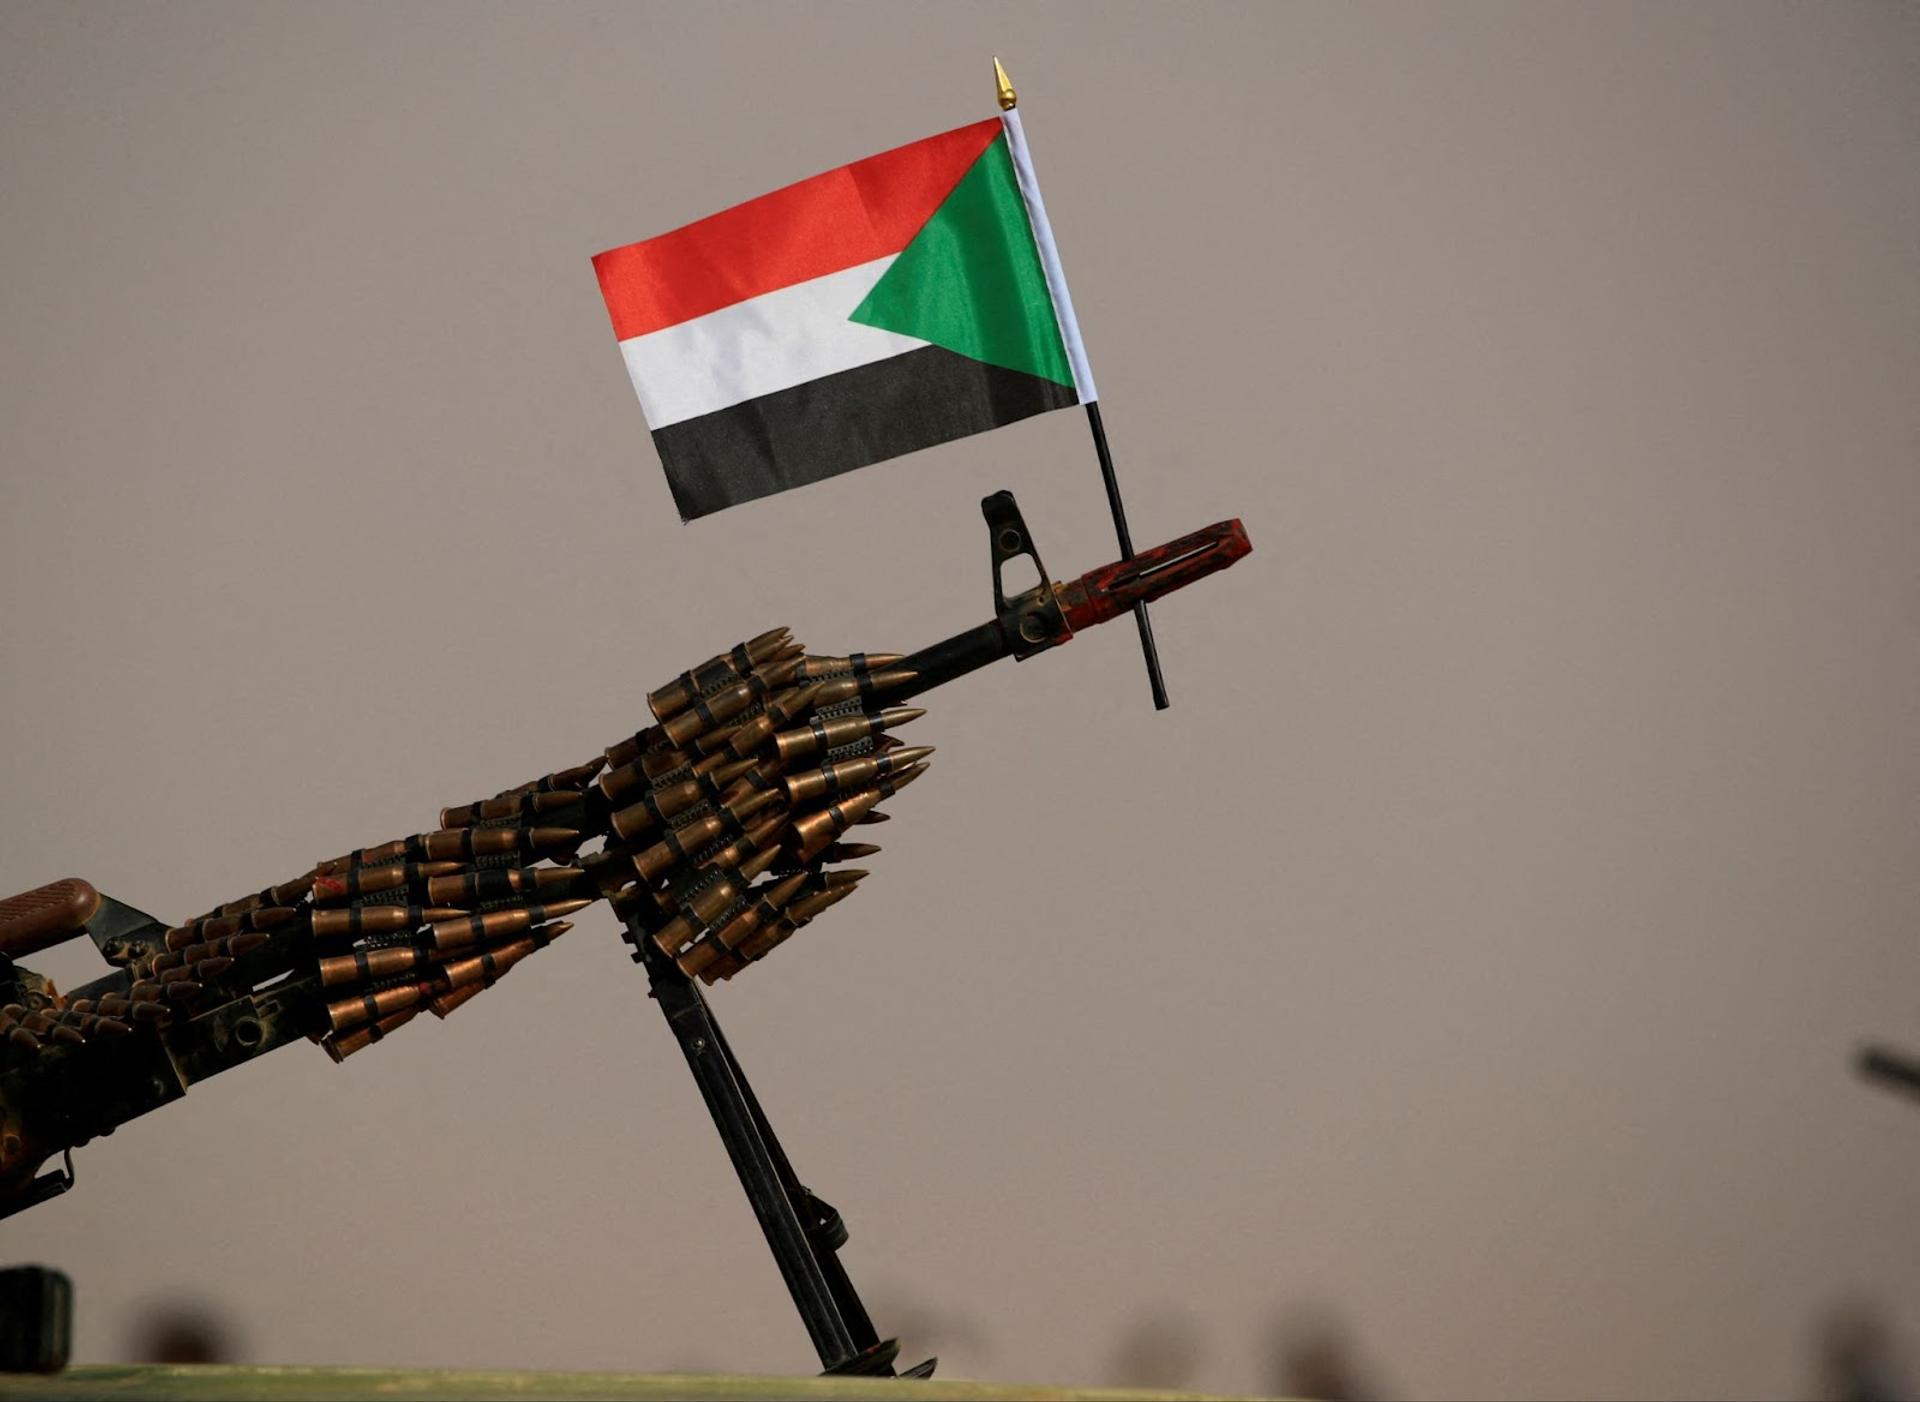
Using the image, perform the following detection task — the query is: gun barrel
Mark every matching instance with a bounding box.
[1056,519,1250,631]
[897,517,1251,699]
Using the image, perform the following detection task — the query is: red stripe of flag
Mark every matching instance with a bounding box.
[593,118,1003,342]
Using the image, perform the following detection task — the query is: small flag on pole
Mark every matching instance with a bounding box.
[593,113,1096,521]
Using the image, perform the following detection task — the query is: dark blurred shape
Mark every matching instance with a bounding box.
[1109,1312,1203,1392]
[0,1265,70,1373]
[1857,1044,1920,1105]
[867,1291,992,1373]
[1818,1301,1914,1402]
[1270,1305,1378,1401]
[129,1301,239,1365]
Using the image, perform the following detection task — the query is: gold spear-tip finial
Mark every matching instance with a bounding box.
[994,56,1017,111]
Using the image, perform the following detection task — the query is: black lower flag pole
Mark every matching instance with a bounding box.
[1085,402,1171,709]
[998,58,1172,711]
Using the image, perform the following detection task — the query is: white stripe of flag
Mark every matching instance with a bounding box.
[617,256,930,430]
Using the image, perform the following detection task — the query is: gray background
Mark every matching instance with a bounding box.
[2,3,1917,1397]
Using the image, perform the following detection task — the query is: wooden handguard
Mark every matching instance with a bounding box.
[0,878,100,959]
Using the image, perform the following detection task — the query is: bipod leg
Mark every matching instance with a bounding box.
[641,948,933,1378]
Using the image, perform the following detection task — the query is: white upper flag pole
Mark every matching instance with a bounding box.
[995,58,1170,710]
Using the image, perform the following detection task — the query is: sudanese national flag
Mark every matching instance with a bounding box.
[593,113,1097,520]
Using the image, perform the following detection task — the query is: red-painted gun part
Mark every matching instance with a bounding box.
[1056,520,1252,633]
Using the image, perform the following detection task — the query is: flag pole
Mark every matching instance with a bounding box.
[996,58,1170,710]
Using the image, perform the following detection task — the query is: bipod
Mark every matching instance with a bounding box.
[634,931,934,1380]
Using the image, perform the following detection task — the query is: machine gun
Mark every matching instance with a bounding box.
[0,491,1249,1377]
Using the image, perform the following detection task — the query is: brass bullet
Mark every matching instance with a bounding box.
[647,748,698,780]
[872,761,928,800]
[324,1008,420,1062]
[634,814,722,882]
[438,920,571,992]
[713,781,781,830]
[425,898,592,953]
[539,759,606,792]
[423,865,587,907]
[785,879,862,926]
[792,656,847,682]
[428,982,485,1018]
[856,809,891,825]
[190,956,234,981]
[695,811,786,876]
[701,881,859,978]
[747,626,795,661]
[318,943,436,988]
[754,654,805,689]
[817,842,881,862]
[792,652,906,682]
[8,1027,41,1053]
[438,789,582,830]
[649,650,748,723]
[311,861,464,905]
[773,707,926,764]
[82,1014,133,1039]
[310,905,467,940]
[799,675,863,708]
[653,847,781,951]
[602,745,704,803]
[677,871,809,978]
[783,747,933,805]
[437,940,531,992]
[609,777,706,842]
[325,978,438,1034]
[805,669,918,709]
[703,683,821,758]
[660,670,777,748]
[790,788,884,861]
[604,723,664,770]
[703,755,762,791]
[165,905,300,951]
[686,748,751,785]
[648,629,791,721]
[163,981,202,1002]
[418,826,580,862]
[599,755,653,805]
[316,839,412,873]
[648,657,738,723]
[271,874,317,906]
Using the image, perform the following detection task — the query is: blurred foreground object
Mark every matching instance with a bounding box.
[1857,1044,1920,1106]
[0,1364,1230,1400]
[1269,1306,1380,1402]
[1818,1301,1915,1402]
[1108,1314,1203,1393]
[0,1267,68,1374]
[0,492,1248,1375]
[128,1303,238,1366]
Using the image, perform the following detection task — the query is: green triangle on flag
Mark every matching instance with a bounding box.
[849,134,1077,391]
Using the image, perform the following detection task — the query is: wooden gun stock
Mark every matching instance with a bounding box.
[0,879,100,960]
